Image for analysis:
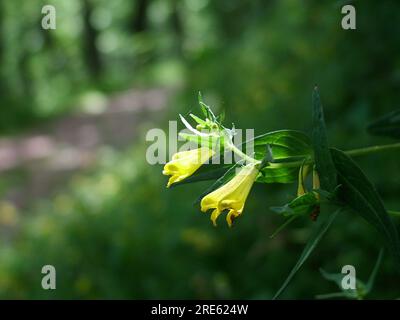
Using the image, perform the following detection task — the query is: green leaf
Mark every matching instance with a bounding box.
[319,268,346,288]
[315,292,350,299]
[244,130,312,184]
[198,92,216,121]
[273,209,340,299]
[257,166,299,183]
[365,249,384,293]
[217,110,225,123]
[198,92,208,118]
[312,87,337,192]
[249,130,312,160]
[367,109,400,139]
[331,148,400,265]
[318,249,383,299]
[189,113,208,126]
[312,185,341,202]
[271,192,318,217]
[318,268,359,299]
[269,216,298,239]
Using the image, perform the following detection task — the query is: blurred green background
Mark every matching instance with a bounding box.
[0,0,399,299]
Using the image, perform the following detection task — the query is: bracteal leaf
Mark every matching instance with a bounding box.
[270,193,318,217]
[312,87,337,192]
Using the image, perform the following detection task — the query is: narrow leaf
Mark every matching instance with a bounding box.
[312,87,337,192]
[315,292,351,299]
[273,209,340,299]
[365,249,384,293]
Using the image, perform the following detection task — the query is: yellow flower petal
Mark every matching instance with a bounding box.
[200,163,259,226]
[163,147,215,187]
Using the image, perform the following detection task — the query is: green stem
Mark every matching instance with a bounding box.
[345,142,400,157]
[269,142,400,169]
[226,141,261,165]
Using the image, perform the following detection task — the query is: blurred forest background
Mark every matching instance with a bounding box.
[0,0,400,299]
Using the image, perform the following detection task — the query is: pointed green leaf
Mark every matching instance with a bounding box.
[247,130,312,160]
[312,87,337,192]
[198,92,208,118]
[271,193,318,217]
[257,166,298,184]
[319,268,346,287]
[365,249,384,293]
[269,216,298,239]
[198,92,216,121]
[241,130,312,184]
[319,268,359,298]
[189,113,208,126]
[273,209,340,299]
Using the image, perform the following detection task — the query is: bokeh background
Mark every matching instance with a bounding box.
[0,0,399,299]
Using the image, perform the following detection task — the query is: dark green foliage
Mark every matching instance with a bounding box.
[312,87,337,192]
[331,148,400,265]
[1,0,400,300]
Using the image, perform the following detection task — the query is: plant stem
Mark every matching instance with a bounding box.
[345,142,400,157]
[226,141,261,165]
[269,142,400,169]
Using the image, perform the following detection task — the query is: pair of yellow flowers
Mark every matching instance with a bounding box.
[163,147,259,227]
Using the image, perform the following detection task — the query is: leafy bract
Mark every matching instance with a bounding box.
[312,87,337,192]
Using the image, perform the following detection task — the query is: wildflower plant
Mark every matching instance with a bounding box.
[162,88,400,298]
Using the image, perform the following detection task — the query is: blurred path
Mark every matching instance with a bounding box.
[0,88,172,209]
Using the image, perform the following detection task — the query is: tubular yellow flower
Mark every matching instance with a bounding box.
[200,163,259,227]
[297,164,310,197]
[163,147,215,187]
[312,167,321,201]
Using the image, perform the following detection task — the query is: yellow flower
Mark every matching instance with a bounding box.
[163,147,215,187]
[200,163,259,227]
[297,164,310,196]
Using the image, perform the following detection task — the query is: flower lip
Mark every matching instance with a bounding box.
[200,163,259,227]
[163,147,215,188]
